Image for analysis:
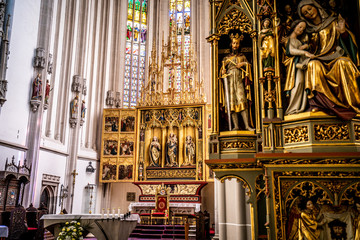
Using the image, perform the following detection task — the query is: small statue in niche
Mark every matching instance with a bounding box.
[166,133,178,167]
[31,74,42,100]
[138,161,144,181]
[149,136,161,167]
[47,53,53,74]
[140,129,145,142]
[81,100,86,119]
[70,95,79,119]
[259,18,275,69]
[71,75,82,93]
[198,126,203,139]
[44,80,51,104]
[219,33,254,131]
[198,161,203,180]
[183,136,195,166]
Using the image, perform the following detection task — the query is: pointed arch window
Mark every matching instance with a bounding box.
[169,0,191,90]
[123,0,148,108]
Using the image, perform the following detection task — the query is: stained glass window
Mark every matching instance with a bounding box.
[169,0,191,90]
[123,0,148,108]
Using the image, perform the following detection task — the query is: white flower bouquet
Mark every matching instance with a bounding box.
[57,220,84,240]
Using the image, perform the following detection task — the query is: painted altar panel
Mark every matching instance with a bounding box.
[100,109,136,183]
[271,168,360,240]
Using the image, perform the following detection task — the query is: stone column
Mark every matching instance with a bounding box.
[24,0,55,207]
[213,177,219,239]
[238,181,248,239]
[218,178,226,240]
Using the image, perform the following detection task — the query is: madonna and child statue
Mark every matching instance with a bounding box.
[283,0,360,120]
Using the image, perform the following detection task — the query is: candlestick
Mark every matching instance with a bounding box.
[118,208,120,217]
[107,208,110,219]
[101,208,104,218]
[112,208,115,218]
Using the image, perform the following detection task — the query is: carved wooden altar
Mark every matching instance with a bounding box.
[0,157,31,212]
[206,0,360,239]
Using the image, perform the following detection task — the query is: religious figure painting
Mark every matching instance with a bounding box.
[105,117,119,132]
[219,32,255,131]
[287,196,360,240]
[103,140,118,156]
[118,165,133,180]
[121,116,135,132]
[119,140,134,156]
[101,161,116,181]
[279,0,360,120]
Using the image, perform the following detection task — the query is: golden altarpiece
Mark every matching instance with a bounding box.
[100,19,212,214]
[133,27,209,206]
[205,0,360,239]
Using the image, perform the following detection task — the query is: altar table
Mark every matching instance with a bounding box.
[128,202,201,214]
[42,214,140,240]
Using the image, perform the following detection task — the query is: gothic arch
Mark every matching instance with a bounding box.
[219,174,252,198]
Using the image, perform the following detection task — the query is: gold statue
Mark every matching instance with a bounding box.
[284,20,315,115]
[149,137,161,167]
[184,136,195,166]
[259,18,275,69]
[219,33,254,131]
[297,0,360,120]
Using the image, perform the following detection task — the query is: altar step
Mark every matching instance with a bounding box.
[44,230,55,240]
[129,224,194,240]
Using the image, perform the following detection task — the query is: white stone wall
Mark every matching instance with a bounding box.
[0,0,41,167]
[0,0,213,215]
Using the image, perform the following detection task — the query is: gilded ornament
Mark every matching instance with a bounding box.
[314,124,350,141]
[220,140,255,150]
[264,89,276,103]
[217,9,252,35]
[255,174,266,200]
[146,169,197,179]
[283,126,309,144]
[355,124,360,141]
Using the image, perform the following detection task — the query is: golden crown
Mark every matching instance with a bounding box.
[230,33,244,41]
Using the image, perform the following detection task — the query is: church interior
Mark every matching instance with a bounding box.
[0,0,360,239]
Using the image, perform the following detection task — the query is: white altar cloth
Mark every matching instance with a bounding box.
[128,202,201,212]
[42,214,140,240]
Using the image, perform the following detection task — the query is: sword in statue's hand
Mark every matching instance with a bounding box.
[220,62,232,131]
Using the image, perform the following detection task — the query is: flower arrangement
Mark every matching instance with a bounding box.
[57,220,84,240]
